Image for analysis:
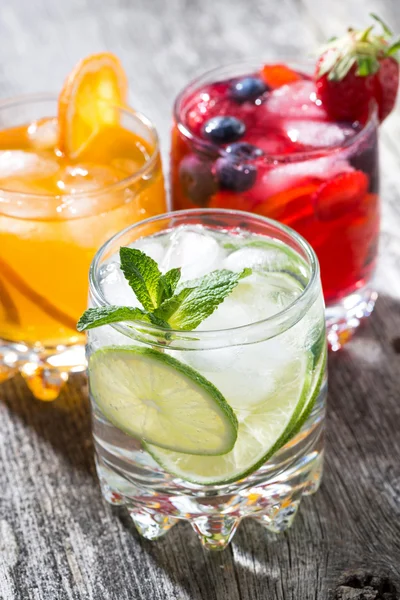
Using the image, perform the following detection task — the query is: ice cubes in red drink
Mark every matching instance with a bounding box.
[171,63,379,306]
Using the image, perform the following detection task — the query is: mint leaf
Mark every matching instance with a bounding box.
[158,268,181,305]
[77,306,169,332]
[159,268,251,331]
[163,268,181,295]
[154,287,193,322]
[119,249,182,310]
[119,247,162,312]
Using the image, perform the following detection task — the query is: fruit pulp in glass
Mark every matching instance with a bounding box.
[170,64,379,306]
[0,116,166,347]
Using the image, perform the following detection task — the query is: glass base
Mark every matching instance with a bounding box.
[325,285,377,352]
[95,416,325,551]
[0,340,86,400]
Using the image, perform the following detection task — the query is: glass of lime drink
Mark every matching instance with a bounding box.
[80,208,327,551]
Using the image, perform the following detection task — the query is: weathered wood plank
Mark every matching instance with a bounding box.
[0,0,400,599]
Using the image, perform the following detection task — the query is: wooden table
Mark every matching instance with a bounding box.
[1,1,400,598]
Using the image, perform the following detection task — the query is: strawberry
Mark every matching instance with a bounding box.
[312,171,369,221]
[315,14,400,122]
[255,182,318,227]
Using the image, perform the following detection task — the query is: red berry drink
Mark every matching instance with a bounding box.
[170,18,399,349]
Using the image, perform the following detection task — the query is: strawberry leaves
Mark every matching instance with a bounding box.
[370,13,392,38]
[315,13,399,121]
[316,13,400,82]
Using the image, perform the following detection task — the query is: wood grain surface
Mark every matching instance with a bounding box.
[0,0,400,598]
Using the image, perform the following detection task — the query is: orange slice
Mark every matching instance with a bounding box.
[58,52,128,158]
[261,64,302,89]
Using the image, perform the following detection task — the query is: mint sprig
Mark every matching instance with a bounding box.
[77,247,251,332]
[119,247,180,310]
[77,305,169,332]
[155,269,251,330]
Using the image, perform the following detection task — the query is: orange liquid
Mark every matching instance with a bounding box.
[0,119,166,346]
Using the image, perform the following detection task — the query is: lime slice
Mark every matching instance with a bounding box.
[270,341,327,458]
[146,351,314,485]
[311,327,326,367]
[89,346,238,455]
[290,342,327,438]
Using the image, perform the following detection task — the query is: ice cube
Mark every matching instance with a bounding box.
[27,118,58,150]
[56,164,122,194]
[260,155,353,196]
[131,239,165,264]
[100,261,139,307]
[0,150,59,180]
[246,131,293,155]
[161,226,226,280]
[232,273,300,320]
[198,268,301,334]
[223,246,288,273]
[266,81,327,120]
[284,120,356,148]
[197,294,254,330]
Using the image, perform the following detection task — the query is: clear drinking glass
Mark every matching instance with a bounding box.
[0,94,166,400]
[170,60,380,351]
[87,208,327,551]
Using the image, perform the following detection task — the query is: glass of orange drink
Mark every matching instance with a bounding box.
[0,53,167,400]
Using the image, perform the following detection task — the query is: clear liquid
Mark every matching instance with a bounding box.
[88,224,327,547]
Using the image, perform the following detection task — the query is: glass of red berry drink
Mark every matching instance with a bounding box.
[170,59,382,350]
[170,17,400,349]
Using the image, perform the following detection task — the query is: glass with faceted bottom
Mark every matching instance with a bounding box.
[0,94,166,399]
[87,209,327,550]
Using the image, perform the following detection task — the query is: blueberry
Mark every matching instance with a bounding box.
[179,154,217,205]
[202,116,246,144]
[230,76,268,102]
[226,142,264,161]
[215,157,257,192]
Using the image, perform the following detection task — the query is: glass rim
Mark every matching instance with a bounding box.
[89,208,321,344]
[0,92,160,200]
[173,58,379,164]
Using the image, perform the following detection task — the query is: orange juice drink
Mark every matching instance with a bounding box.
[0,54,166,400]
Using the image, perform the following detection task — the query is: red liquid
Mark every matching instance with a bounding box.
[170,66,379,305]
